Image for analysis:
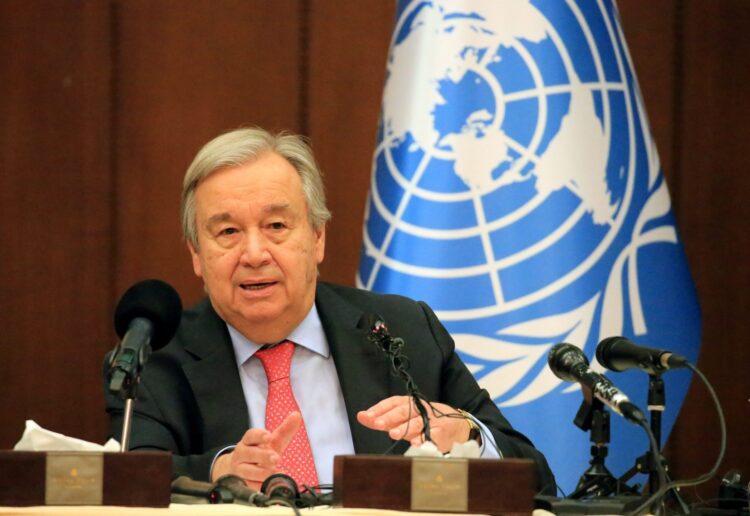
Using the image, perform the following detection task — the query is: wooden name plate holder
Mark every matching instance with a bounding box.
[0,451,171,507]
[333,455,537,516]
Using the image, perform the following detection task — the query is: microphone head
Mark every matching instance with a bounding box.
[261,473,299,500]
[548,343,589,383]
[596,336,629,372]
[357,313,387,333]
[114,279,182,350]
[596,335,662,373]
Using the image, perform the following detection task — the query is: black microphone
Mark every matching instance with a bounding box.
[548,343,646,424]
[261,473,299,500]
[358,312,400,354]
[170,476,232,504]
[108,279,182,395]
[215,475,268,506]
[596,336,689,375]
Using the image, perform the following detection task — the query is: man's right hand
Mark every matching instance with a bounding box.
[210,411,302,490]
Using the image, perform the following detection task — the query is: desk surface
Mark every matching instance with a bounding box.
[0,506,511,516]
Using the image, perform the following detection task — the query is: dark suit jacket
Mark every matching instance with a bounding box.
[104,282,555,493]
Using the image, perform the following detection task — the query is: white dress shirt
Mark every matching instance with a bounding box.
[227,304,354,485]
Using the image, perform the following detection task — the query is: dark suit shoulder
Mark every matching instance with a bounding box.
[317,282,427,315]
[159,298,230,359]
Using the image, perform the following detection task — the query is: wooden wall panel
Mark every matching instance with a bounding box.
[112,0,304,308]
[617,1,679,189]
[664,0,750,496]
[0,1,112,446]
[307,1,395,286]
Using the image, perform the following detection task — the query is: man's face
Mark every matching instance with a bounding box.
[188,152,325,342]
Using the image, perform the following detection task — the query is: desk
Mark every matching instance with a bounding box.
[0,507,509,516]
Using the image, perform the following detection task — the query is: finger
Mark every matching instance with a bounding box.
[359,396,410,423]
[233,462,280,490]
[240,427,272,447]
[232,442,280,470]
[371,400,423,431]
[387,414,425,441]
[269,411,303,452]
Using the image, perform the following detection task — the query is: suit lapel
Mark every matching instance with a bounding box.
[315,283,402,454]
[181,300,250,447]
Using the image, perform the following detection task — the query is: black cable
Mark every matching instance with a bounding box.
[364,318,433,442]
[626,363,726,516]
[380,395,417,454]
[296,484,334,508]
[635,417,670,514]
[263,497,302,516]
[385,336,432,442]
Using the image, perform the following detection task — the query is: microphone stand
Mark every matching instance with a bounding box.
[647,374,665,494]
[617,374,666,491]
[617,374,691,514]
[569,395,637,498]
[108,349,147,452]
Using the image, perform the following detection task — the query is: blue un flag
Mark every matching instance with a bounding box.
[358,0,701,492]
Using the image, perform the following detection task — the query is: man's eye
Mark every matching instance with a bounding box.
[219,227,238,236]
[269,222,286,230]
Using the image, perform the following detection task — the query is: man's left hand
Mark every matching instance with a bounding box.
[356,395,471,453]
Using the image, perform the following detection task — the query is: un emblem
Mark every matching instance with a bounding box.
[359,0,700,486]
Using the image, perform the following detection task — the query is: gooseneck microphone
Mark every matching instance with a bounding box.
[548,343,646,424]
[596,336,689,375]
[108,279,183,396]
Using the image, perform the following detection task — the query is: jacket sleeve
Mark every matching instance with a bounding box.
[103,354,232,481]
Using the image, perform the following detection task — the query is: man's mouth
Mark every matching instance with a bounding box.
[240,282,275,290]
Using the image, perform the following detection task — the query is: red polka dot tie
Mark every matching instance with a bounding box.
[255,340,319,488]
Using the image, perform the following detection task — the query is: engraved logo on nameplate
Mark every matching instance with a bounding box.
[45,452,103,505]
[411,458,468,513]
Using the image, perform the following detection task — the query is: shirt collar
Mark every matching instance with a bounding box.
[227,304,329,367]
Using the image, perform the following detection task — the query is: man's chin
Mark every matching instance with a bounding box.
[232,304,283,325]
[221,305,292,341]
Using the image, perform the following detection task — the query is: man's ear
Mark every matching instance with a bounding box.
[187,241,203,278]
[314,223,326,265]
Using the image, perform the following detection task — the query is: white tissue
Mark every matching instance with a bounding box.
[405,440,443,457]
[404,438,481,458]
[13,420,120,452]
[448,439,481,458]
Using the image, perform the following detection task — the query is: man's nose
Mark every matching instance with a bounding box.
[239,231,271,267]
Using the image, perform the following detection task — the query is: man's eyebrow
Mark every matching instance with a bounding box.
[205,212,233,227]
[262,203,292,214]
[205,204,293,226]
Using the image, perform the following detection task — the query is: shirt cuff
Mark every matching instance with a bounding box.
[209,445,236,480]
[470,415,502,459]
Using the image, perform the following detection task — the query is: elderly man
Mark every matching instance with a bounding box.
[104,127,555,494]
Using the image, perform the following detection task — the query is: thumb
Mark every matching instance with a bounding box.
[270,412,303,452]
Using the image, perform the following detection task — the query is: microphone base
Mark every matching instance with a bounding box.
[333,454,537,515]
[534,495,648,514]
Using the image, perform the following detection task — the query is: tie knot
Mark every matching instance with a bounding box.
[255,340,295,382]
